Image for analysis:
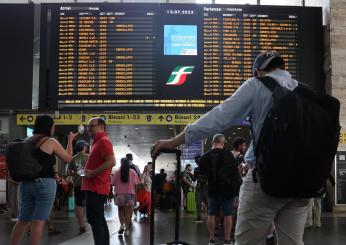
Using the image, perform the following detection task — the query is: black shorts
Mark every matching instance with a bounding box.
[74,186,85,207]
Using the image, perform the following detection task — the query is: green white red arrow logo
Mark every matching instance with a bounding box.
[166,66,195,86]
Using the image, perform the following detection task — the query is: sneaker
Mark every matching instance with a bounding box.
[118,225,125,235]
[208,239,217,245]
[223,240,233,245]
[124,229,130,236]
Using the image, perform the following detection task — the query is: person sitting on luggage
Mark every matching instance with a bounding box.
[111,158,140,236]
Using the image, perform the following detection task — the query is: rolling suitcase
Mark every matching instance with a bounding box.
[150,149,189,245]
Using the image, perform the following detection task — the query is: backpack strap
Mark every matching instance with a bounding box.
[257,76,280,92]
[36,137,50,149]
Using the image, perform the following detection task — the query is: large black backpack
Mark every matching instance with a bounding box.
[6,137,49,182]
[254,76,340,198]
[211,149,242,199]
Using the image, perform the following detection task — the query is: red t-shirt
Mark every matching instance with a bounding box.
[81,132,114,195]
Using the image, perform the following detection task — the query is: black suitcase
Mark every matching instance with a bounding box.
[150,149,189,245]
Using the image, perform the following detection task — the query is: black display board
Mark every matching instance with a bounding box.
[336,151,346,205]
[39,3,324,110]
[0,4,34,110]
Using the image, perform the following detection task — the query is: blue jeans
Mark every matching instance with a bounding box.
[208,196,234,216]
[19,178,56,221]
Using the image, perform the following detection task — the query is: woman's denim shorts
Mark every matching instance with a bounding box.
[18,178,56,221]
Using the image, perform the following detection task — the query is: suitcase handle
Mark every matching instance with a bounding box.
[158,148,181,155]
[151,148,181,159]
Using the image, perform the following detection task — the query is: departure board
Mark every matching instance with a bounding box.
[40,4,323,110]
[57,6,157,97]
[202,7,299,96]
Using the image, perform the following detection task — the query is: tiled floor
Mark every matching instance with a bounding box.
[1,205,346,245]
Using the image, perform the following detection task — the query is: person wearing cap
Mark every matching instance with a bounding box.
[67,140,89,234]
[152,51,311,245]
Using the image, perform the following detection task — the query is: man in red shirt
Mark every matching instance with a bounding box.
[82,117,115,245]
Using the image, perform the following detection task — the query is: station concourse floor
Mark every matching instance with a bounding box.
[1,203,346,245]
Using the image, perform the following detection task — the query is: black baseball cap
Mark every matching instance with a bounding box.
[252,51,282,76]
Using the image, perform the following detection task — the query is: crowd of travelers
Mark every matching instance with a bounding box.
[5,50,339,245]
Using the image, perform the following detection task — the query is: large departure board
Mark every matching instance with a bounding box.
[40,3,323,110]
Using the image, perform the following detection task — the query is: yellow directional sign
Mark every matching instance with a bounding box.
[17,113,204,126]
[340,132,346,145]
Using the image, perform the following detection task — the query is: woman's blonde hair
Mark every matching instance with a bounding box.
[143,164,151,173]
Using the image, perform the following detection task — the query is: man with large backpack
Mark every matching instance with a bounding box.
[199,134,240,245]
[152,51,340,245]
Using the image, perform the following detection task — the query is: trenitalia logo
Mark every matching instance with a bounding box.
[166,66,195,86]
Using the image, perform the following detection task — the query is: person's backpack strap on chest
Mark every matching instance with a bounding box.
[257,76,280,92]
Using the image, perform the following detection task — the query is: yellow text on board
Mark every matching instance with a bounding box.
[17,113,204,126]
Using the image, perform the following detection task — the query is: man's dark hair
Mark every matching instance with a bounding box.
[233,137,246,151]
[126,153,133,161]
[185,164,191,169]
[262,56,285,72]
[97,117,106,130]
[160,168,165,174]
